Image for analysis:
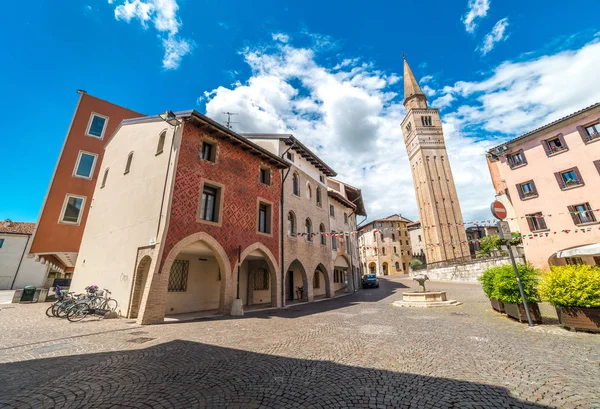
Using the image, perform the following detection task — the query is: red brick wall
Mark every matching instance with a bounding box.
[162,123,281,271]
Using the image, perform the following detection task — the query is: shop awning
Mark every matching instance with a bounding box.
[556,243,600,258]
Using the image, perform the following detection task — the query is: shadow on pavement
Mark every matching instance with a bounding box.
[0,339,551,409]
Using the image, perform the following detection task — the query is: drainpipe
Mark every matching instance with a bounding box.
[280,140,297,307]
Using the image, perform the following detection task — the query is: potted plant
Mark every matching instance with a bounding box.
[539,265,600,332]
[492,263,543,323]
[479,266,504,313]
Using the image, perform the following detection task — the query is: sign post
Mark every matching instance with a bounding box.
[491,201,534,327]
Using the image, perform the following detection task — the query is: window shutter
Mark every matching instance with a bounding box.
[526,216,534,232]
[594,160,600,175]
[505,154,513,167]
[516,183,524,200]
[519,149,527,165]
[567,205,579,225]
[541,140,551,156]
[554,172,565,189]
[557,133,567,150]
[573,166,584,186]
[576,125,588,142]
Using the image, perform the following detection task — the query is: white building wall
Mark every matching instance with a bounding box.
[0,234,48,290]
[71,121,179,314]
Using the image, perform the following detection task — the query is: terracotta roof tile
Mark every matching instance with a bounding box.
[0,221,35,235]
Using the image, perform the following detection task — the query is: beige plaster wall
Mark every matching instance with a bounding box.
[359,221,412,276]
[0,234,49,289]
[71,121,178,315]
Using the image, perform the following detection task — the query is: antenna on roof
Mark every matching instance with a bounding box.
[222,112,239,130]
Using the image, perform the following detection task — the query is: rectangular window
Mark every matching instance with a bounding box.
[406,122,412,133]
[200,141,216,162]
[507,150,527,169]
[201,186,218,222]
[60,195,85,224]
[258,202,272,234]
[516,180,538,200]
[555,167,584,189]
[344,213,348,224]
[594,256,600,266]
[565,257,583,265]
[394,246,397,254]
[253,269,269,291]
[381,247,386,255]
[543,135,567,156]
[259,168,271,185]
[86,113,108,138]
[286,152,295,162]
[329,205,335,217]
[568,203,597,225]
[418,235,422,242]
[168,260,189,292]
[402,263,406,271]
[332,236,338,250]
[73,151,98,179]
[319,175,325,183]
[584,123,600,141]
[0,238,4,248]
[526,212,548,232]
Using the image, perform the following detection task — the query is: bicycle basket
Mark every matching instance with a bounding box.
[96,290,105,297]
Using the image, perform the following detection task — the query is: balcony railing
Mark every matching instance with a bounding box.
[584,131,600,142]
[548,145,566,154]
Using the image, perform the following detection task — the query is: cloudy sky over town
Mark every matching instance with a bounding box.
[2,0,599,223]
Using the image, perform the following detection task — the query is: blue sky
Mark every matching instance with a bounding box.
[1,0,599,223]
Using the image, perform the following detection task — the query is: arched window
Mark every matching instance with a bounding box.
[288,211,296,236]
[156,131,166,155]
[305,218,313,241]
[316,187,322,207]
[320,224,326,245]
[395,262,400,271]
[292,173,300,196]
[125,152,134,174]
[101,168,109,188]
[392,233,396,241]
[313,270,321,288]
[307,184,312,199]
[332,235,338,250]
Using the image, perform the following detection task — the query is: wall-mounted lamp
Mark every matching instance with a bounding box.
[159,110,181,126]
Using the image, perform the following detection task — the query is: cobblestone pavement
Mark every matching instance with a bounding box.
[0,277,598,409]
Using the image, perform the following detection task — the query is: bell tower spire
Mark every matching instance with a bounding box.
[403,57,428,110]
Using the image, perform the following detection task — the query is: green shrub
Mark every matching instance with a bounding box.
[479,267,497,299]
[491,263,540,304]
[410,259,423,269]
[539,265,600,308]
[478,234,502,256]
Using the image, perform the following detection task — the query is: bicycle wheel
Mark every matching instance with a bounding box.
[45,304,55,318]
[67,304,90,322]
[103,298,118,312]
[57,301,74,318]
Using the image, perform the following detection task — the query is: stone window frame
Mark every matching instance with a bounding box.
[85,112,109,139]
[199,136,218,163]
[256,197,274,237]
[316,186,322,208]
[259,164,272,186]
[292,172,300,197]
[58,193,86,226]
[319,223,327,246]
[196,178,225,227]
[305,217,313,242]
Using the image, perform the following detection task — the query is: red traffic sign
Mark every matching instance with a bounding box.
[491,200,507,220]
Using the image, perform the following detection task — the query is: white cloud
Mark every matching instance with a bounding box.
[479,18,510,55]
[110,0,192,69]
[272,33,289,43]
[462,0,490,33]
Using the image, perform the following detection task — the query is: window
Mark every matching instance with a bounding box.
[402,262,406,271]
[507,150,527,169]
[380,232,384,241]
[516,180,538,200]
[579,123,600,142]
[329,205,335,217]
[73,151,98,179]
[307,184,312,199]
[288,212,297,236]
[344,213,348,224]
[555,167,583,189]
[200,185,219,222]
[382,247,386,255]
[258,202,272,234]
[542,134,567,156]
[85,113,108,138]
[313,271,321,288]
[393,246,397,254]
[0,238,4,249]
[594,160,600,175]
[124,152,134,174]
[320,224,326,245]
[253,269,269,291]
[332,235,338,250]
[526,212,548,232]
[316,187,322,207]
[421,116,432,126]
[406,240,409,246]
[168,260,189,292]
[292,173,300,196]
[565,257,584,266]
[156,131,166,155]
[568,203,597,225]
[259,168,271,185]
[101,168,109,188]
[406,122,412,133]
[200,141,216,162]
[286,152,295,162]
[319,175,325,183]
[392,233,396,241]
[395,262,400,271]
[418,235,422,242]
[305,218,313,241]
[60,195,85,224]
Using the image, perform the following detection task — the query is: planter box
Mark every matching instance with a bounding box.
[490,298,505,313]
[504,302,542,324]
[556,307,600,332]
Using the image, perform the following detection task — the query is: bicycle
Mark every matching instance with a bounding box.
[66,287,118,322]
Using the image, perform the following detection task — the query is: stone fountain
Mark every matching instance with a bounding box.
[392,274,461,308]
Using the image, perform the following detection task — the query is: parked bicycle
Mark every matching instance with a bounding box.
[66,287,118,322]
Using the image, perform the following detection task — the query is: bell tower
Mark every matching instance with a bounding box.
[401,58,470,264]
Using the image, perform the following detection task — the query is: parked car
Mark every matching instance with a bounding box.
[362,274,379,289]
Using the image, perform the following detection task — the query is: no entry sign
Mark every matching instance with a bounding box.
[491,200,507,220]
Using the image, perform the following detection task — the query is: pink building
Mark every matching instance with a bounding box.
[487,103,600,269]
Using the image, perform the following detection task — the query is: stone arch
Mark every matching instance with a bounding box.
[129,255,152,318]
[382,262,389,275]
[312,262,332,298]
[137,232,232,325]
[368,262,376,275]
[236,242,280,308]
[285,259,309,303]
